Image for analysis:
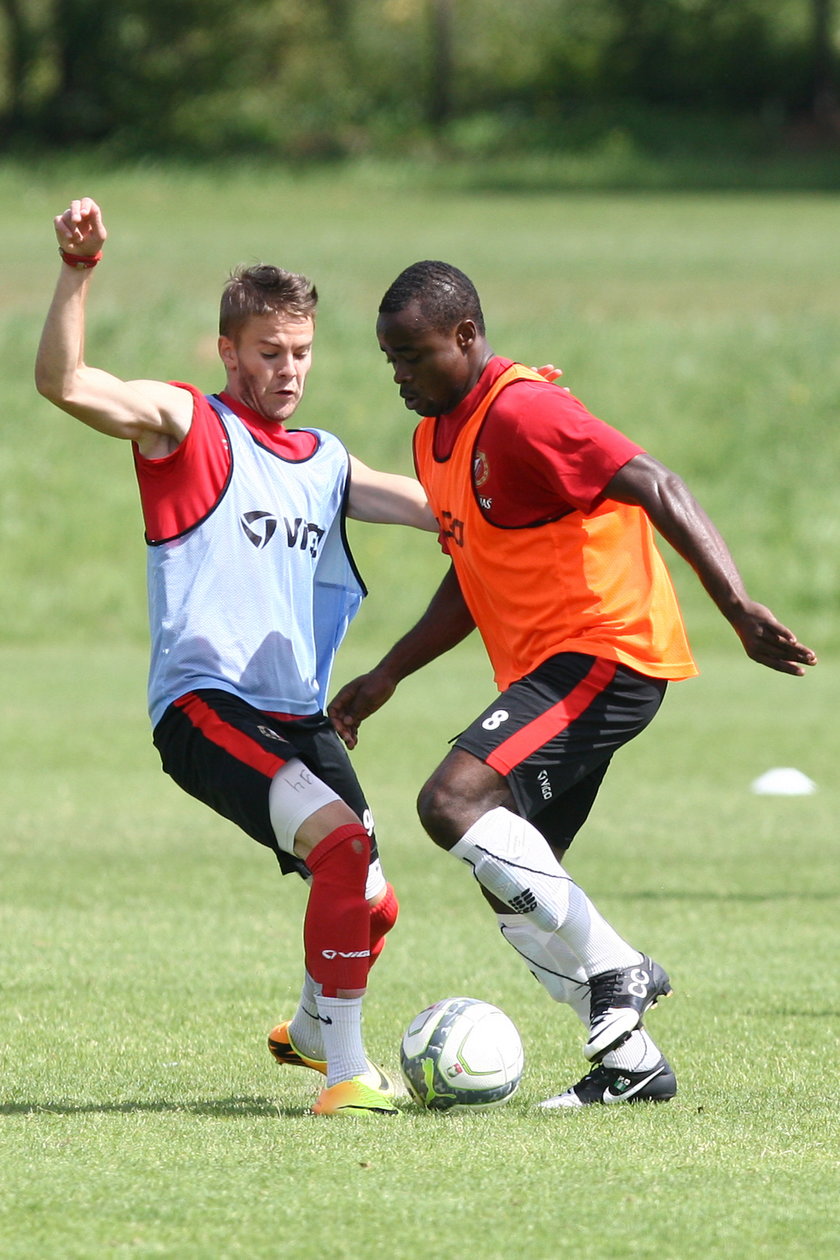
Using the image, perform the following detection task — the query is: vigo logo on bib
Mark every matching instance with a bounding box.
[240,510,278,548]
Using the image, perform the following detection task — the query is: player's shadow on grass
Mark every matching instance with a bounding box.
[0,1097,305,1118]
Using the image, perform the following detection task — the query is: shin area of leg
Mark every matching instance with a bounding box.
[451,807,572,931]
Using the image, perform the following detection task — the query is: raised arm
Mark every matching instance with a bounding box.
[347,455,438,530]
[329,564,475,747]
[35,197,193,458]
[606,453,817,675]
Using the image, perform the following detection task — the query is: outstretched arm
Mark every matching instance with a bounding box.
[607,453,817,675]
[346,456,438,530]
[35,197,192,458]
[329,564,475,747]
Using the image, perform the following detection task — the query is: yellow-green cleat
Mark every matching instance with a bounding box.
[311,1076,401,1117]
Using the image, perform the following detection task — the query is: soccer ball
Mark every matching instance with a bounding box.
[400,996,524,1111]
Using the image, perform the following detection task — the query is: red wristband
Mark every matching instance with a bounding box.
[59,248,103,270]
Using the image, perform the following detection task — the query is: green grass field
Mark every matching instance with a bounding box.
[1,161,838,1257]
[1,644,837,1258]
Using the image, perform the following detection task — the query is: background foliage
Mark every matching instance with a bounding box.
[2,1,840,175]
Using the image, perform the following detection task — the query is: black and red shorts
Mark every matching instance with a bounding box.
[152,689,377,876]
[454,653,667,852]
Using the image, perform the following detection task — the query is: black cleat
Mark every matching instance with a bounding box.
[539,1057,677,1108]
[584,956,672,1062]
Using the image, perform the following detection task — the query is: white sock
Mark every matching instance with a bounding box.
[453,808,570,931]
[602,1028,663,1073]
[560,882,641,978]
[457,808,640,975]
[497,914,591,1019]
[288,971,326,1061]
[500,891,640,982]
[315,994,368,1086]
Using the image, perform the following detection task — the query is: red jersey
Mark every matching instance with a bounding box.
[132,384,319,543]
[432,357,643,527]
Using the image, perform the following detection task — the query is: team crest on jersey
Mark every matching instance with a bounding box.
[473,449,490,488]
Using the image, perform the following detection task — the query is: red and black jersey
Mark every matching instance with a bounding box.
[132,383,319,542]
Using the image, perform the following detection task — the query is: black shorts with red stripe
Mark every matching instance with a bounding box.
[454,653,667,852]
[152,689,377,877]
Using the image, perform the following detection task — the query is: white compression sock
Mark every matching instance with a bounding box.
[288,971,326,1061]
[497,914,590,1018]
[560,881,641,978]
[315,994,368,1087]
[602,1028,664,1072]
[456,808,640,975]
[452,808,570,931]
[497,914,663,1072]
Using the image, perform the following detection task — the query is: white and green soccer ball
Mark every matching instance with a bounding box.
[400,996,524,1111]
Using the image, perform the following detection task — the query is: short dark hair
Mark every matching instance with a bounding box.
[220,263,318,339]
[379,260,485,335]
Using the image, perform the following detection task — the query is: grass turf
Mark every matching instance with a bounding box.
[1,162,838,1255]
[1,643,837,1258]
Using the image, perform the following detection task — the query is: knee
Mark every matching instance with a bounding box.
[418,754,512,850]
[416,773,460,850]
[306,822,371,888]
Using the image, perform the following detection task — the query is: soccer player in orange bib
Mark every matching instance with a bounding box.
[329,260,817,1108]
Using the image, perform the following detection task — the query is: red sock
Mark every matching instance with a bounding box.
[368,882,399,968]
[304,823,371,996]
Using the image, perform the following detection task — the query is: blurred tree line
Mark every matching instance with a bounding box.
[1,0,837,159]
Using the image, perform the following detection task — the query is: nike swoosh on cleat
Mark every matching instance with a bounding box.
[357,1062,395,1093]
[603,1065,666,1103]
[369,1065,391,1092]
